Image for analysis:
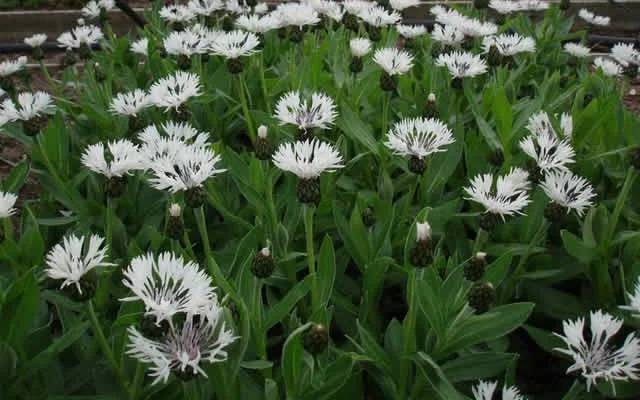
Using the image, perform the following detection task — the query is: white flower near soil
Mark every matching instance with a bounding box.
[373,47,414,75]
[472,380,525,400]
[517,0,549,11]
[209,30,261,59]
[82,1,102,19]
[435,51,488,78]
[57,25,103,50]
[482,33,536,56]
[254,3,269,14]
[188,0,224,16]
[578,9,610,26]
[489,0,520,15]
[273,139,344,179]
[24,33,47,48]
[81,139,143,178]
[0,91,55,122]
[0,192,18,218]
[343,0,372,16]
[0,56,28,77]
[131,37,149,56]
[385,117,455,159]
[350,38,372,57]
[464,168,531,219]
[389,0,419,11]
[121,251,217,325]
[431,24,464,46]
[554,310,640,393]
[148,71,202,111]
[45,234,115,295]
[235,13,283,33]
[110,89,150,117]
[164,30,210,57]
[225,0,249,14]
[621,276,640,318]
[159,4,197,24]
[459,18,498,38]
[306,0,345,22]
[611,43,640,67]
[397,24,427,38]
[126,305,237,385]
[274,3,320,28]
[563,42,591,58]
[274,91,338,131]
[520,118,575,173]
[358,5,401,27]
[539,170,596,217]
[593,57,622,77]
[147,146,225,193]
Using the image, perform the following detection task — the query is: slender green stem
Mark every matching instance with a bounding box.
[398,269,418,399]
[130,363,144,400]
[264,163,278,241]
[105,197,113,253]
[381,92,390,138]
[238,75,256,143]
[398,179,418,231]
[3,217,13,242]
[303,205,319,313]
[259,53,271,114]
[87,301,131,397]
[606,167,637,245]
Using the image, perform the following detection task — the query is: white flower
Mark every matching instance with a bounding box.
[170,203,182,217]
[435,51,488,78]
[564,42,591,58]
[225,0,249,14]
[385,117,455,159]
[482,33,536,56]
[621,276,640,318]
[431,24,464,46]
[149,71,202,111]
[209,30,260,59]
[45,234,115,294]
[526,111,572,139]
[593,57,622,77]
[188,0,224,16]
[148,146,225,192]
[554,310,640,392]
[540,170,596,217]
[57,25,103,50]
[489,0,520,15]
[517,0,549,11]
[459,18,498,38]
[0,56,28,77]
[350,37,372,57]
[121,251,217,325]
[0,192,18,218]
[578,9,610,26]
[254,3,268,14]
[24,33,47,48]
[416,222,431,242]
[373,47,414,75]
[81,139,143,178]
[274,3,320,28]
[343,0,372,15]
[272,139,344,179]
[160,4,197,24]
[306,0,345,22]
[560,113,573,138]
[611,43,639,67]
[77,17,86,26]
[139,122,210,161]
[358,5,401,27]
[82,1,101,19]
[131,38,149,56]
[274,91,337,131]
[1,91,55,122]
[236,13,283,33]
[109,89,150,117]
[464,168,531,218]
[389,0,419,11]
[520,134,574,172]
[397,24,427,38]
[472,381,525,400]
[164,30,209,57]
[126,306,237,385]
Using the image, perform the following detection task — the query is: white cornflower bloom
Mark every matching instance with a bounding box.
[459,18,498,38]
[0,56,28,77]
[554,310,640,392]
[139,122,210,161]
[540,170,596,217]
[415,222,431,242]
[560,113,573,138]
[81,139,143,178]
[0,192,18,218]
[397,24,427,38]
[131,38,149,56]
[435,51,488,78]
[274,3,320,28]
[526,111,572,139]
[82,1,102,19]
[126,306,237,385]
[236,13,282,33]
[489,0,520,15]
[148,71,202,111]
[373,47,414,75]
[77,17,86,26]
[307,0,344,22]
[611,43,639,67]
[431,24,464,46]
[170,203,182,217]
[274,91,337,131]
[225,0,249,14]
[389,0,419,11]
[482,33,536,56]
[164,30,210,57]
[209,30,260,59]
[1,91,55,122]
[430,4,461,21]
[578,9,610,26]
[160,4,197,25]
[254,3,269,14]
[464,168,531,218]
[358,5,401,27]
[188,0,224,16]
[109,89,150,117]
[516,0,549,11]
[520,132,574,173]
[564,42,591,58]
[593,57,622,77]
[57,25,103,50]
[350,37,372,57]
[472,381,525,400]
[385,117,455,159]
[45,234,115,294]
[121,251,216,325]
[621,276,640,318]
[148,146,225,193]
[273,139,344,179]
[344,0,372,15]
[24,33,47,48]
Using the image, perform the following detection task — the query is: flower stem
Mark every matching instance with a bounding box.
[129,363,144,400]
[259,53,271,114]
[398,268,418,399]
[381,92,390,138]
[606,167,637,245]
[87,301,131,397]
[238,75,256,143]
[3,217,13,242]
[105,197,113,253]
[303,205,319,313]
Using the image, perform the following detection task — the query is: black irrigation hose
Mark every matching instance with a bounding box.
[115,0,146,27]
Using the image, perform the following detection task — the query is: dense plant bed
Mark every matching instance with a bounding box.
[1,0,640,399]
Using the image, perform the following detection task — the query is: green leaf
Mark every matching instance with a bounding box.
[0,270,40,349]
[416,271,447,340]
[484,253,512,287]
[264,276,312,330]
[317,235,337,309]
[412,352,466,400]
[265,378,279,400]
[442,352,517,383]
[561,230,598,264]
[308,355,355,399]
[336,103,380,156]
[492,87,513,152]
[240,360,274,370]
[282,323,313,398]
[1,158,30,193]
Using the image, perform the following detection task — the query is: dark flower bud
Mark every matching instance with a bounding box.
[79,42,92,61]
[140,315,171,339]
[63,50,77,67]
[464,252,487,282]
[344,13,359,32]
[167,203,184,240]
[105,176,127,198]
[367,25,382,42]
[479,213,500,231]
[302,323,329,355]
[94,62,106,82]
[559,0,570,11]
[177,54,192,70]
[468,282,496,314]
[254,125,273,160]
[380,72,397,91]
[487,45,502,67]
[423,93,439,119]
[362,207,376,228]
[185,186,206,208]
[408,155,427,175]
[409,222,433,268]
[23,115,49,136]
[297,177,321,205]
[62,271,97,302]
[227,57,244,74]
[350,56,363,74]
[544,201,566,221]
[251,247,276,278]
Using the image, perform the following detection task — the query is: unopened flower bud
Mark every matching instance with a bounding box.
[297,177,321,205]
[62,271,97,302]
[362,207,376,227]
[177,54,192,70]
[167,203,184,240]
[479,213,500,231]
[185,186,206,208]
[105,176,127,198]
[227,57,243,74]
[302,323,329,355]
[468,282,496,314]
[254,125,272,160]
[408,155,426,174]
[464,252,487,281]
[251,246,276,278]
[380,71,397,91]
[423,93,439,118]
[410,222,433,267]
